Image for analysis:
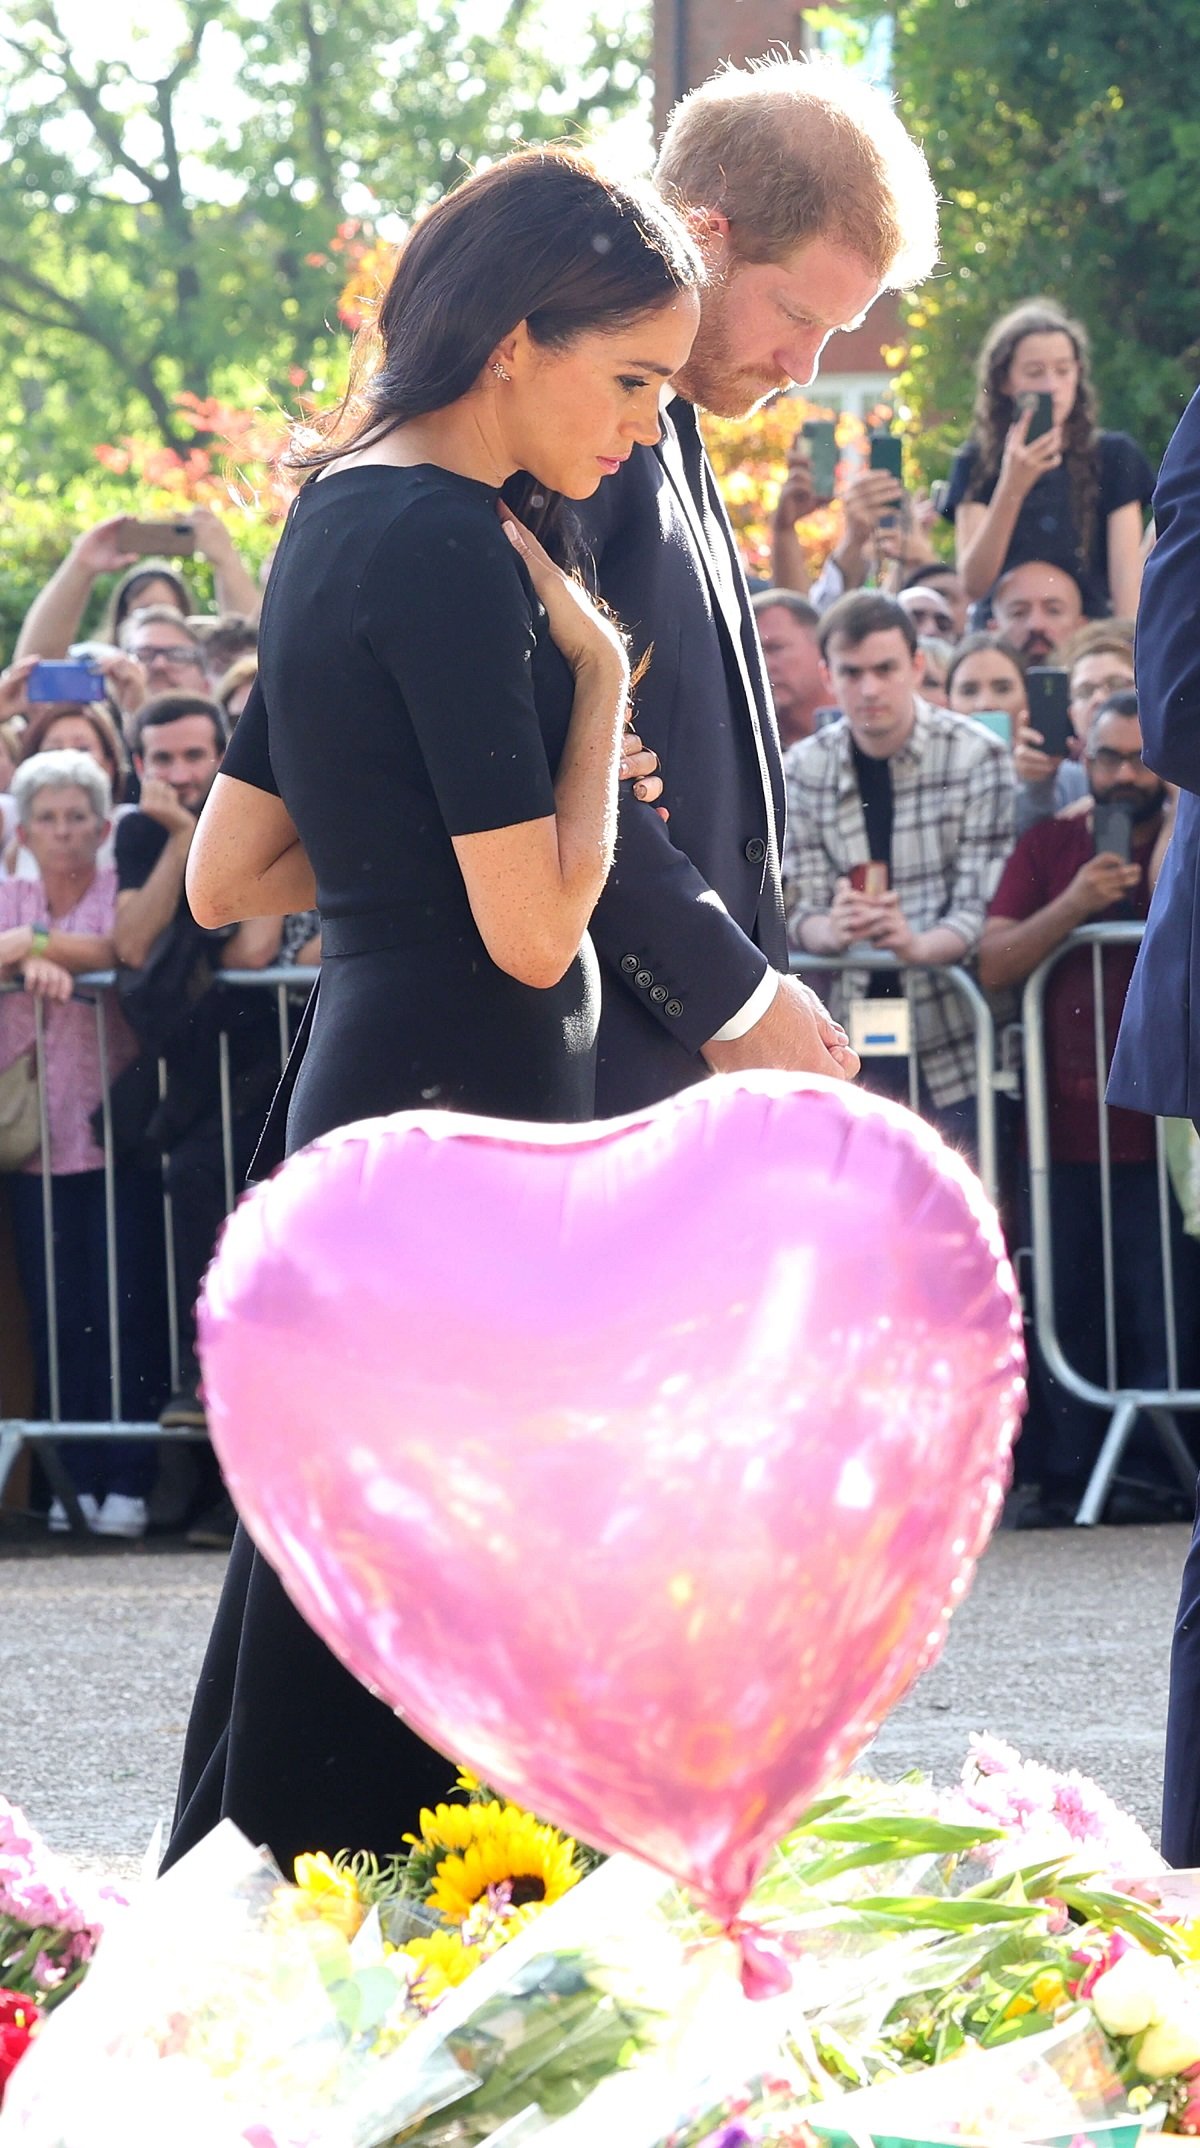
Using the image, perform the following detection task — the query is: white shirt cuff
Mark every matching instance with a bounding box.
[709,969,780,1042]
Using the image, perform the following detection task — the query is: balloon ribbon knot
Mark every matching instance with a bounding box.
[728,1919,793,2001]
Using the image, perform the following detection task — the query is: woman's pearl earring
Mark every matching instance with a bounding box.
[492,361,512,383]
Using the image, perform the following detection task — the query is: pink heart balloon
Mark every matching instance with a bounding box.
[199,1073,1024,1926]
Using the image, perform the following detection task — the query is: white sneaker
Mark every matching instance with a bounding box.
[47,1494,100,1534]
[92,1493,148,1540]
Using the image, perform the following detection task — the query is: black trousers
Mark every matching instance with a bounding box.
[1161,1119,1200,1865]
[163,1111,261,1381]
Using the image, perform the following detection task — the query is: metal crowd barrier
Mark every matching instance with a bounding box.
[3,941,1195,1535]
[1021,922,1200,1526]
[0,967,312,1530]
[790,949,1002,1204]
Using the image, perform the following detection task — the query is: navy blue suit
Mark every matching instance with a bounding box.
[1107,384,1200,1865]
[579,396,787,1115]
[1109,384,1200,1119]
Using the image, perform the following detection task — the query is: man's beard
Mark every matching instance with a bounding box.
[672,279,788,420]
[1109,782,1167,824]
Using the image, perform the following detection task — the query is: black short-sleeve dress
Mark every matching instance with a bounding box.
[941,429,1154,616]
[165,465,598,1876]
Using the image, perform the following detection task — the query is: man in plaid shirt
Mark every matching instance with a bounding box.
[782,591,1014,1149]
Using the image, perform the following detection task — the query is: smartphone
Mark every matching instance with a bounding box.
[1093,800,1134,863]
[1022,391,1055,442]
[1024,667,1073,758]
[869,430,904,482]
[801,417,837,499]
[849,861,889,896]
[115,516,196,557]
[970,708,1013,748]
[26,659,106,703]
[868,430,905,528]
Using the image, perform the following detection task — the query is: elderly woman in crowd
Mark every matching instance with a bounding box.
[2,702,132,880]
[0,749,166,1538]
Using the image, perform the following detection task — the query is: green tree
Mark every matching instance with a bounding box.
[880,0,1200,480]
[0,0,650,483]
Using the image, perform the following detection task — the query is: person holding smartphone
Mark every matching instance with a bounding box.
[942,298,1154,619]
[980,690,1190,1527]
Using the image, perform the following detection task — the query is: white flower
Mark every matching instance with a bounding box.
[1090,1949,1181,2036]
[1137,2009,1200,2079]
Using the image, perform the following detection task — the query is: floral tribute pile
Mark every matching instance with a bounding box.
[0,1793,122,2100]
[6,1743,1200,2147]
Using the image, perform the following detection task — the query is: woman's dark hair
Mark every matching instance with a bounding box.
[100,560,191,643]
[944,631,1028,701]
[965,298,1100,570]
[290,146,702,548]
[17,700,129,802]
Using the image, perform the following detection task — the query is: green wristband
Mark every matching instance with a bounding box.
[29,926,50,957]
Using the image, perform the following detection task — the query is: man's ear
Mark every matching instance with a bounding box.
[818,656,834,698]
[684,206,732,266]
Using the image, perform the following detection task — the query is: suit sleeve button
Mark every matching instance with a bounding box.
[620,954,639,973]
[665,998,683,1018]
[635,968,653,988]
[744,837,767,864]
[650,985,668,1004]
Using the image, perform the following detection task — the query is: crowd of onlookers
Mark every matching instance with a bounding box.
[0,293,1191,1539]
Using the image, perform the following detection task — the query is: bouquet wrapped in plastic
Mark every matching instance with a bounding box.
[0,1822,478,2148]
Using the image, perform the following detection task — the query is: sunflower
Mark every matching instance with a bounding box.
[286,1850,367,1941]
[426,1804,583,1926]
[393,1927,483,2007]
[408,1798,510,1853]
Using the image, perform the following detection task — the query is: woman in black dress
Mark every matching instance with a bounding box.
[161,149,702,1877]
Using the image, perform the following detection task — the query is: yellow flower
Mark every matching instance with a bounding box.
[394,1928,483,2006]
[289,1851,367,1940]
[1031,1970,1068,2013]
[455,1768,481,1793]
[426,1803,582,1926]
[408,1799,510,1853]
[1005,1993,1036,2019]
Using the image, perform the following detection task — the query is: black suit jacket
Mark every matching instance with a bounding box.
[1109,381,1200,1119]
[577,397,788,1116]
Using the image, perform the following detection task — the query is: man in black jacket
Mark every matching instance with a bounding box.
[579,56,938,1113]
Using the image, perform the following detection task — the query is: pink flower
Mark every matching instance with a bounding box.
[1176,2063,1200,2135]
[1070,1928,1131,1999]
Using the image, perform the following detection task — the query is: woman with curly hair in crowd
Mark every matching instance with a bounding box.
[942,298,1154,620]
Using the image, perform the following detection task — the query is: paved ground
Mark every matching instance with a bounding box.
[0,1520,1188,1881]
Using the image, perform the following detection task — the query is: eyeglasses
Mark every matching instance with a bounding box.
[131,645,203,667]
[1088,746,1145,772]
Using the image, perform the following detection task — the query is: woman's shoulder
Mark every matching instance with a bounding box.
[1097,429,1156,505]
[303,465,507,551]
[353,471,530,624]
[942,437,986,519]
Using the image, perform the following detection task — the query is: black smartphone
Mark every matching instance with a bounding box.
[1093,800,1134,863]
[868,431,904,482]
[868,430,904,529]
[801,418,837,499]
[1024,667,1073,758]
[1023,391,1055,442]
[26,659,107,703]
